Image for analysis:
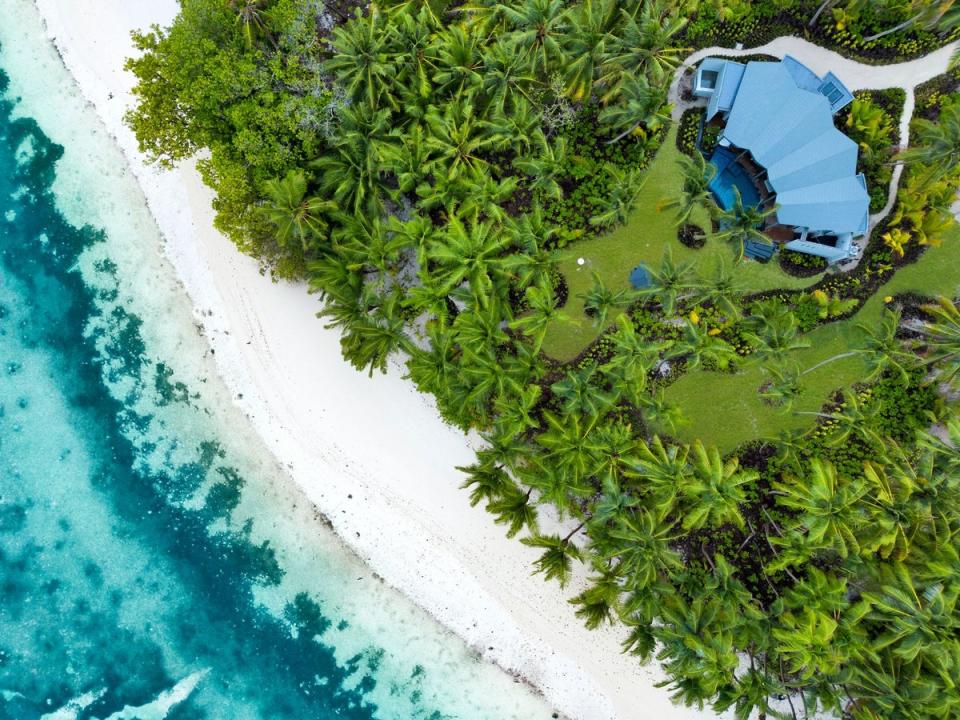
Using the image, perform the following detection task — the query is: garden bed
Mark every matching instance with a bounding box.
[681,6,959,65]
[778,249,827,277]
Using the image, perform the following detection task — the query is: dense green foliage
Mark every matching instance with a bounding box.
[128,1,960,718]
[836,88,904,212]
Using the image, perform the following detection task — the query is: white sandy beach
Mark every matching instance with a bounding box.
[27,2,720,718]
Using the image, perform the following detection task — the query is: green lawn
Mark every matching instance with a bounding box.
[541,125,819,361]
[665,226,960,452]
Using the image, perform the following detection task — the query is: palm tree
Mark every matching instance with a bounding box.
[745,301,810,363]
[569,562,622,629]
[388,5,440,99]
[593,508,682,589]
[561,0,616,100]
[550,361,616,416]
[671,320,739,371]
[389,213,439,269]
[433,24,484,99]
[634,247,695,316]
[501,338,548,391]
[261,170,336,251]
[599,1,688,99]
[480,40,537,115]
[714,187,778,262]
[325,8,398,110]
[897,103,960,185]
[861,570,959,674]
[592,420,641,487]
[455,172,520,224]
[521,531,586,588]
[486,482,539,538]
[230,0,271,49]
[680,441,756,530]
[458,461,516,508]
[632,435,690,505]
[454,299,510,354]
[307,251,358,302]
[638,391,686,435]
[493,383,542,441]
[858,308,917,381]
[428,216,512,307]
[406,320,461,397]
[774,458,866,558]
[424,100,496,182]
[859,456,930,562]
[759,362,803,412]
[502,204,563,291]
[916,417,960,478]
[655,595,740,702]
[502,0,568,73]
[381,124,432,196]
[579,271,637,328]
[918,296,960,385]
[863,0,960,41]
[312,103,394,215]
[334,214,406,280]
[331,288,413,376]
[460,350,515,425]
[771,606,847,682]
[537,411,603,482]
[589,164,647,227]
[509,283,573,353]
[599,74,671,144]
[591,474,641,527]
[517,457,591,518]
[658,151,717,226]
[480,98,542,153]
[601,314,669,403]
[795,388,884,447]
[689,259,742,319]
[479,420,537,474]
[513,132,569,201]
[801,309,915,380]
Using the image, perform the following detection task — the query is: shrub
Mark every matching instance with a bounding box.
[676,108,703,157]
[700,124,721,157]
[678,223,706,249]
[544,103,659,236]
[778,249,827,278]
[836,91,901,213]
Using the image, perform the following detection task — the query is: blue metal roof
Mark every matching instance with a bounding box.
[706,60,745,120]
[781,55,821,92]
[703,58,869,236]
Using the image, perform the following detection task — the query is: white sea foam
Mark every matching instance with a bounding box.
[40,689,106,720]
[98,670,209,720]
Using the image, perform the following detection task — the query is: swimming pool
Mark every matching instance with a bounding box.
[708,147,762,212]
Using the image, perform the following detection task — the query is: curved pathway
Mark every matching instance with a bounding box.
[668,36,959,264]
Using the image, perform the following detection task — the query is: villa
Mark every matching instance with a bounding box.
[693,55,870,264]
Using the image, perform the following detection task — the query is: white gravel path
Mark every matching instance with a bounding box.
[668,36,959,266]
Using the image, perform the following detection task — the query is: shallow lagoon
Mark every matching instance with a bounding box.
[0,5,555,718]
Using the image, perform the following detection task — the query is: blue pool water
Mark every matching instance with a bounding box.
[0,4,556,719]
[708,148,761,212]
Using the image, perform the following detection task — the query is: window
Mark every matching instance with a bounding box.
[700,70,719,90]
[819,81,843,105]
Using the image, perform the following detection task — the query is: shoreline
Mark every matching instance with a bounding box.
[27,2,714,718]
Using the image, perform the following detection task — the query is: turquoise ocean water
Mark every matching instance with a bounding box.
[0,4,556,719]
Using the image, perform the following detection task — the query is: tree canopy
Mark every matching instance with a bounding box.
[127,1,960,717]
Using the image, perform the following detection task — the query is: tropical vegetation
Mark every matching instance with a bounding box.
[127,1,960,717]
